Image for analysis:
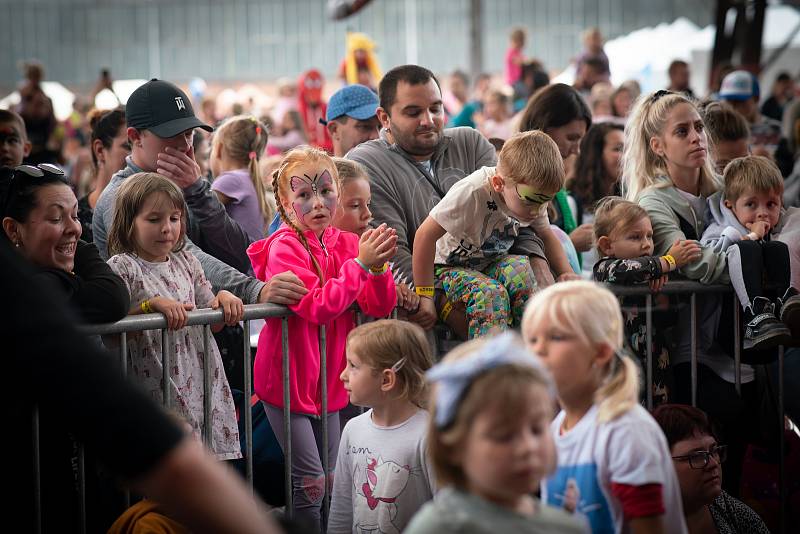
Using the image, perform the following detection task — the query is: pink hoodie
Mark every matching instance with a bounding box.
[248,224,396,415]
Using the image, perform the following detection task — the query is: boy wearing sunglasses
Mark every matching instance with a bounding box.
[0,109,31,168]
[412,130,578,338]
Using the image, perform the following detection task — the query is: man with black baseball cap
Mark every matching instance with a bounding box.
[93,79,307,306]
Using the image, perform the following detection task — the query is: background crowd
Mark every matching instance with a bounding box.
[3,19,799,534]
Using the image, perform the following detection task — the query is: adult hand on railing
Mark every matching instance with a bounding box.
[150,297,194,330]
[258,271,308,305]
[409,296,438,330]
[667,239,702,269]
[211,290,244,328]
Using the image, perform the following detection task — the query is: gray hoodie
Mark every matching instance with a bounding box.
[701,191,749,253]
[93,156,264,303]
[347,127,546,280]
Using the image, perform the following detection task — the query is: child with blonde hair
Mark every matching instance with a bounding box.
[332,157,421,315]
[405,332,585,534]
[592,197,701,405]
[522,281,687,534]
[329,320,435,534]
[413,130,575,339]
[247,146,397,528]
[107,172,244,460]
[702,155,799,347]
[210,114,272,241]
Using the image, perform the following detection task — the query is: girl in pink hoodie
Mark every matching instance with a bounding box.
[247,146,397,529]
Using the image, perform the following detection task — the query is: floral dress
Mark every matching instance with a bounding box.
[594,256,675,406]
[108,250,241,460]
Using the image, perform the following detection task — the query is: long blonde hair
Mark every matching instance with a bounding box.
[622,91,720,201]
[212,114,272,225]
[522,281,638,423]
[272,145,339,282]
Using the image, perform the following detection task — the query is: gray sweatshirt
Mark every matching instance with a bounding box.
[701,191,750,252]
[328,409,435,534]
[93,156,264,303]
[347,127,546,280]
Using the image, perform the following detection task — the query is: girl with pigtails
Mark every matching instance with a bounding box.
[210,114,273,241]
[247,146,397,530]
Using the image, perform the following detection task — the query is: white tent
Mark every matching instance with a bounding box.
[554,4,800,97]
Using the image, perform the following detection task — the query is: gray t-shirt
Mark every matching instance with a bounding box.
[328,409,435,534]
[405,487,588,534]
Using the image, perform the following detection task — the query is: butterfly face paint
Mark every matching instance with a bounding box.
[287,167,338,235]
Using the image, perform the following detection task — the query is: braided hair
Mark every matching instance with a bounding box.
[272,146,339,282]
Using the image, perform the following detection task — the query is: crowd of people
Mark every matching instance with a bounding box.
[3,22,800,534]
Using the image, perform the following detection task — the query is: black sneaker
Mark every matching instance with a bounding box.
[778,287,800,343]
[744,297,792,351]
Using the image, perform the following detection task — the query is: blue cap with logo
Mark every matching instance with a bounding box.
[324,84,379,124]
[719,70,760,102]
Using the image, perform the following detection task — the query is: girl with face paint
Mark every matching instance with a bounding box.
[246,146,398,530]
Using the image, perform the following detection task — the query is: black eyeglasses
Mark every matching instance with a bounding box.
[672,444,727,469]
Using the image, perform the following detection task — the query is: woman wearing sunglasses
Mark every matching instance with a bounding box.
[1,163,129,324]
[653,404,769,534]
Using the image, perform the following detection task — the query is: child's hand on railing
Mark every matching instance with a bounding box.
[649,274,668,293]
[150,297,194,330]
[396,283,420,313]
[667,239,702,269]
[211,290,244,326]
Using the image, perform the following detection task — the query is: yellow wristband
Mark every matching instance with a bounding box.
[440,300,454,322]
[140,299,153,314]
[415,286,435,297]
[662,254,676,270]
[370,262,388,275]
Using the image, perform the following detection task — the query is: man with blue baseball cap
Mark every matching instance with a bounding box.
[323,84,380,156]
[719,70,784,165]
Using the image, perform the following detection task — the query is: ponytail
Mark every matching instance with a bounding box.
[522,281,639,423]
[595,352,639,423]
[214,114,272,227]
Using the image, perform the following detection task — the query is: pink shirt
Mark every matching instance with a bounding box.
[505,46,524,85]
[248,225,396,415]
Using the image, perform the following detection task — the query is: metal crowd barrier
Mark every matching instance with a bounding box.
[30,282,791,533]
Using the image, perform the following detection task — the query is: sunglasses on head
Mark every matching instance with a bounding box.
[1,163,66,215]
[13,163,65,178]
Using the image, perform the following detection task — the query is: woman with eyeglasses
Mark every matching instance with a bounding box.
[652,404,769,534]
[1,163,129,323]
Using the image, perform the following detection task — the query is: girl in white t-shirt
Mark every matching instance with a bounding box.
[405,332,586,534]
[329,319,435,534]
[522,281,688,534]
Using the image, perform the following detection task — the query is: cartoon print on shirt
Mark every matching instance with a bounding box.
[353,456,417,534]
[550,464,613,533]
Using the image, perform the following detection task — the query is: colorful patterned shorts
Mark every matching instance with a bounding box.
[436,254,537,338]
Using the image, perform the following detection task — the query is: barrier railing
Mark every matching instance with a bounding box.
[29,282,790,533]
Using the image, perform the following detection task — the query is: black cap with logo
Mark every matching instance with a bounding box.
[126,78,213,138]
